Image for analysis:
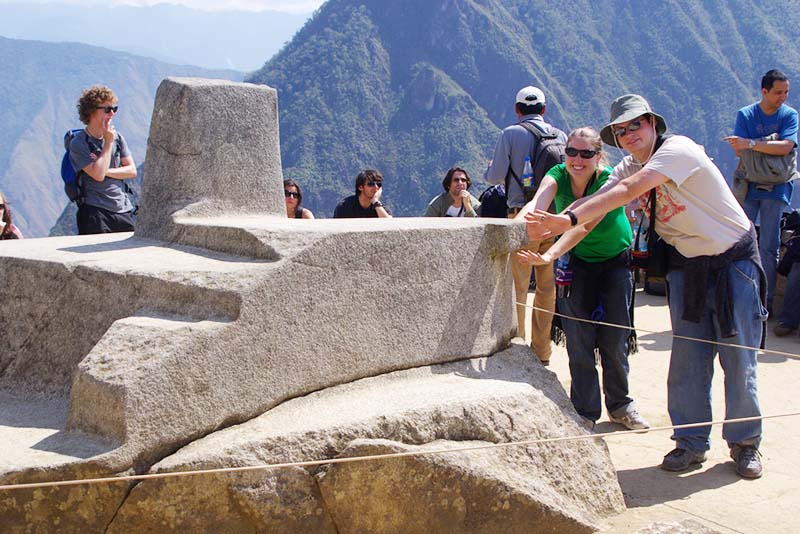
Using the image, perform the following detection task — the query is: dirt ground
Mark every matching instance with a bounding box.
[526,288,800,534]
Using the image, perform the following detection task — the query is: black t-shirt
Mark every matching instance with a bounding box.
[333,195,390,218]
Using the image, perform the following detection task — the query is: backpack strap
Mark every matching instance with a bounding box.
[508,120,558,188]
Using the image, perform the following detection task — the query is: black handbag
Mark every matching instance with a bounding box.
[631,187,673,282]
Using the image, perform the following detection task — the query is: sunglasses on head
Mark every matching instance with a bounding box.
[367,180,382,188]
[284,190,300,198]
[565,147,599,159]
[95,105,119,113]
[612,118,644,138]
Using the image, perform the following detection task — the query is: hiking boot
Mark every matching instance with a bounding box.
[609,408,650,430]
[661,447,707,472]
[731,444,763,479]
[773,323,796,337]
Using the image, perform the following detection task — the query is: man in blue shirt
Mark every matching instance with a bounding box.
[724,69,798,314]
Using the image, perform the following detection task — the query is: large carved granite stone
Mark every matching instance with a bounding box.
[106,344,624,533]
[0,78,624,532]
[135,77,285,251]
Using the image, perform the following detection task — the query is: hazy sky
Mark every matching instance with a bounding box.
[0,0,324,14]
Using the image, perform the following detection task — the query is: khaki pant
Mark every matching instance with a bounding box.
[509,212,555,362]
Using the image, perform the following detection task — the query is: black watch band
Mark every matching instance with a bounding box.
[565,209,578,226]
[372,201,384,208]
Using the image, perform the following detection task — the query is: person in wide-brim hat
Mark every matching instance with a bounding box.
[599,94,668,147]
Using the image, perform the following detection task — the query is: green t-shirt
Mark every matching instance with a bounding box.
[548,163,632,262]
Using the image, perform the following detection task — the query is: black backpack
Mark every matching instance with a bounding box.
[477,184,508,218]
[509,121,566,203]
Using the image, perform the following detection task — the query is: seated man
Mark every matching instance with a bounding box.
[425,167,481,217]
[333,169,392,218]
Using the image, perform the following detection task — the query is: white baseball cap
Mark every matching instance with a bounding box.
[515,86,546,106]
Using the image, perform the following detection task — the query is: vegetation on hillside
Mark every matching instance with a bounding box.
[249,0,800,218]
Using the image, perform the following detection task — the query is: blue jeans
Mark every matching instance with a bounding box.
[743,197,784,309]
[666,259,765,452]
[778,261,800,328]
[560,257,634,422]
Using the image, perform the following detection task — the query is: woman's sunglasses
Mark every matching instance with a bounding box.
[284,191,300,198]
[565,147,599,159]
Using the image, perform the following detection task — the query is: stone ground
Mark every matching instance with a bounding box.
[524,287,800,534]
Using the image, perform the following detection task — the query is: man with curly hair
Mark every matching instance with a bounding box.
[69,85,137,234]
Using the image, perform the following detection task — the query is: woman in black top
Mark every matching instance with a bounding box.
[284,179,314,219]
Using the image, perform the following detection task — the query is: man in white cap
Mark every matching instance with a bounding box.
[482,86,567,366]
[525,94,766,479]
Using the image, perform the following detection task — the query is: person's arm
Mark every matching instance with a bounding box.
[725,108,797,156]
[482,133,511,185]
[81,129,116,182]
[526,167,669,240]
[105,155,137,180]
[725,136,795,156]
[466,193,481,217]
[517,218,599,266]
[301,208,314,219]
[371,187,392,218]
[461,191,478,217]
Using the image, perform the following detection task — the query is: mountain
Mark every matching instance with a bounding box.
[248,0,800,218]
[0,36,241,237]
[0,2,311,71]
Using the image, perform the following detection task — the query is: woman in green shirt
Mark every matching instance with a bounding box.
[518,127,648,430]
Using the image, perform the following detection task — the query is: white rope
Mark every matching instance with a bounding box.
[0,412,797,492]
[518,300,800,360]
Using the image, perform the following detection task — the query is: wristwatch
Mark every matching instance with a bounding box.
[749,139,757,149]
[372,201,384,208]
[565,209,578,226]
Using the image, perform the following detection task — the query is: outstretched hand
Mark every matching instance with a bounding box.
[523,209,571,241]
[516,249,552,266]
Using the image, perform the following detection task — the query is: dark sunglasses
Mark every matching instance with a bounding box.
[452,177,468,183]
[284,190,300,198]
[565,147,599,159]
[0,204,4,209]
[612,118,643,138]
[95,105,119,113]
[367,181,383,188]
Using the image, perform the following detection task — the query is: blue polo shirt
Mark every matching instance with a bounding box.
[734,102,798,204]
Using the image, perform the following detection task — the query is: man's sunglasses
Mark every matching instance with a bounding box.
[565,147,599,159]
[612,118,644,138]
[284,190,300,198]
[367,181,382,188]
[452,177,468,183]
[95,106,119,113]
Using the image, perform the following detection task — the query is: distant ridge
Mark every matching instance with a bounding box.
[0,36,242,237]
[249,0,800,218]
[0,2,311,71]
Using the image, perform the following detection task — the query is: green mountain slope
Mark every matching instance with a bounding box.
[0,36,241,237]
[248,0,800,218]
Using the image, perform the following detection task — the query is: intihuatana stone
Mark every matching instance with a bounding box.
[107,345,624,533]
[0,78,623,532]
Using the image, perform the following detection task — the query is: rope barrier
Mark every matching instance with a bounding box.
[1,295,797,494]
[517,300,800,360]
[1,412,798,492]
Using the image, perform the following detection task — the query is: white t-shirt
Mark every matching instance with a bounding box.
[445,204,464,217]
[612,136,750,258]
